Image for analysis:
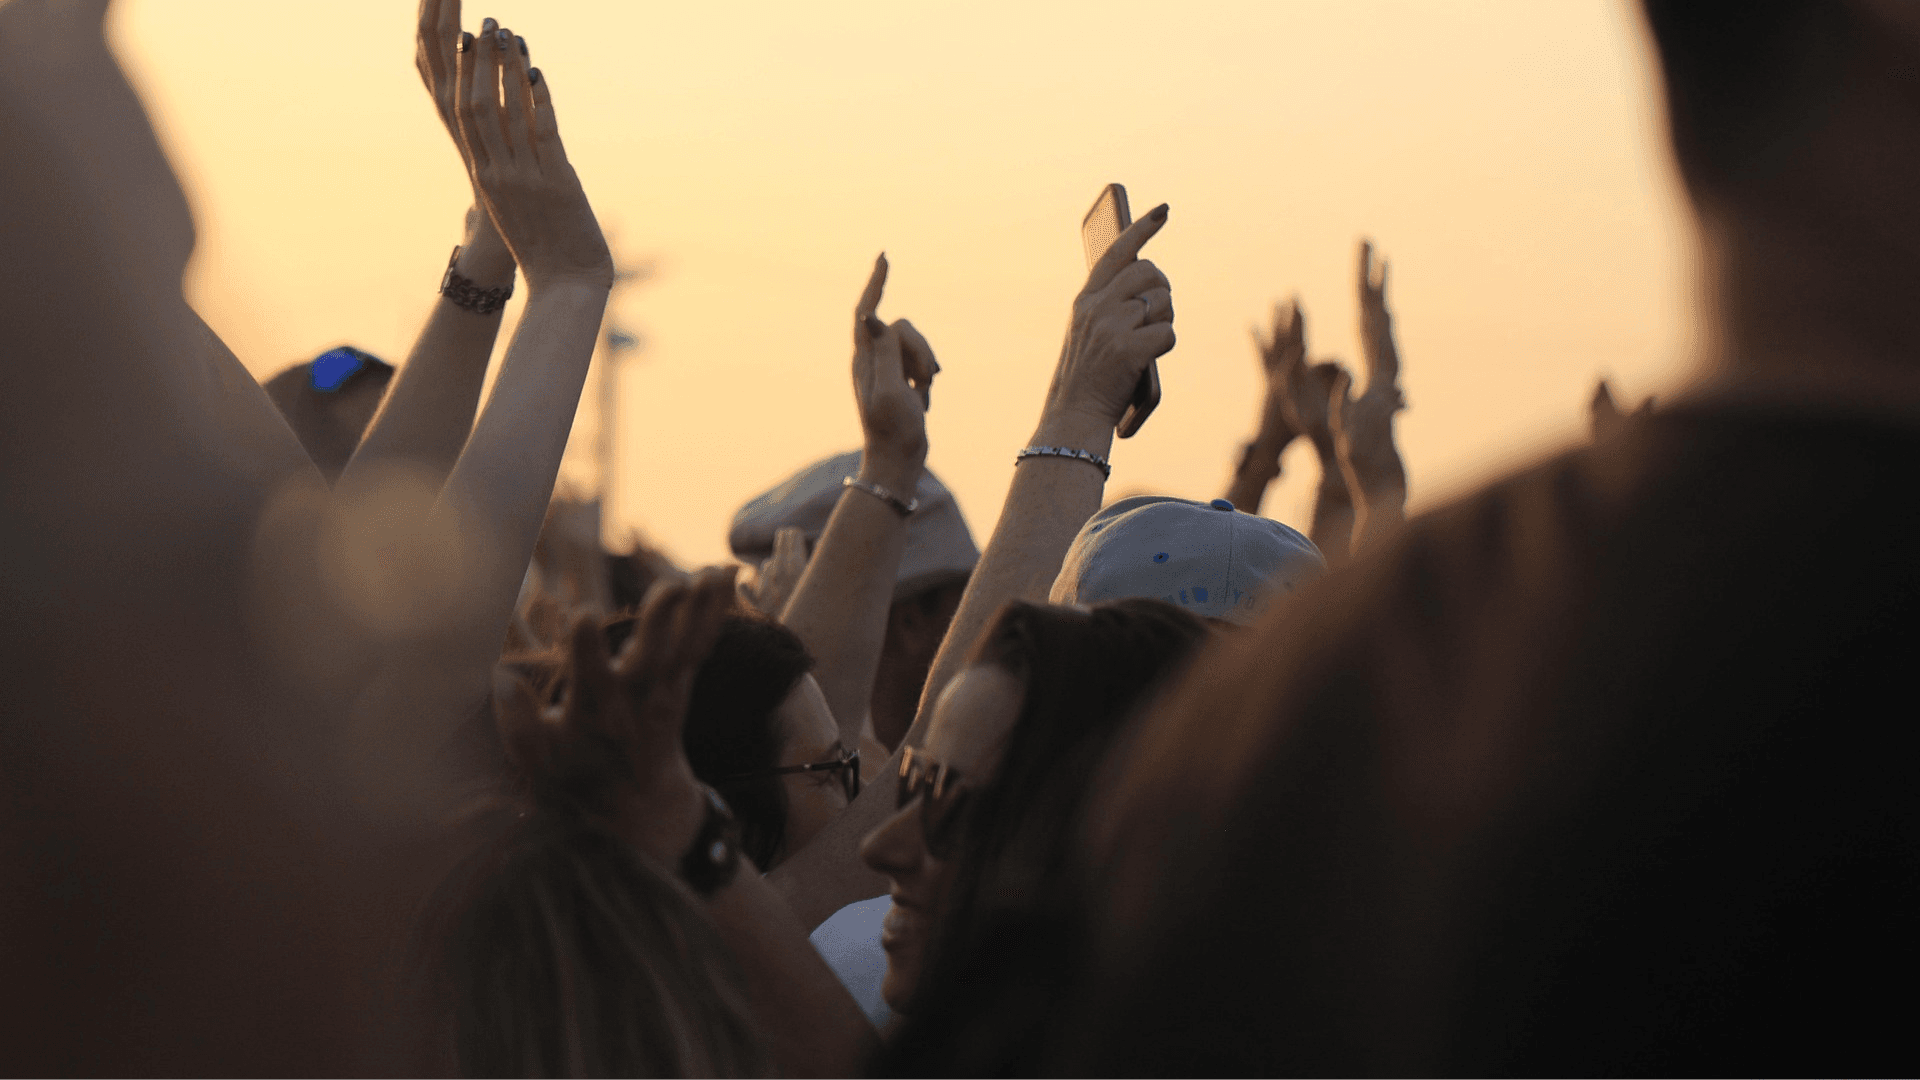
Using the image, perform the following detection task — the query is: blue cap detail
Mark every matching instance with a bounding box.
[1152,552,1169,563]
[310,347,366,392]
[1210,498,1235,511]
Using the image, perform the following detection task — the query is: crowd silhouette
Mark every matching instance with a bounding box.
[1,0,1915,1074]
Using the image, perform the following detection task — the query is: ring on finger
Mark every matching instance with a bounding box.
[1134,295,1154,323]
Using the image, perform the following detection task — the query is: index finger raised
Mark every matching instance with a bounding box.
[855,252,888,324]
[1087,202,1169,293]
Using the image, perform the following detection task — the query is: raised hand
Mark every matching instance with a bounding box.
[1357,240,1402,397]
[1248,297,1313,441]
[455,21,613,291]
[494,566,739,864]
[1329,240,1408,488]
[1041,204,1176,435]
[852,253,938,470]
[740,525,809,617]
[415,0,470,164]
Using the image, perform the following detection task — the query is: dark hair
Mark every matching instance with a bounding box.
[436,811,767,1077]
[1639,0,1854,197]
[680,614,816,870]
[876,597,1211,1075]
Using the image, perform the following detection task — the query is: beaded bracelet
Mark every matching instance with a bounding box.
[440,245,515,316]
[1015,444,1112,479]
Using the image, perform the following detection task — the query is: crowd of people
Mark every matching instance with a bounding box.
[2,0,1915,1073]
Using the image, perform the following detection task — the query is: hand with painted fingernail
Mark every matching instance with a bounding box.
[452,15,612,291]
[414,0,511,276]
[1040,202,1175,445]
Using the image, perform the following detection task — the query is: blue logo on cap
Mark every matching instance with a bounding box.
[311,347,365,392]
[1152,552,1169,563]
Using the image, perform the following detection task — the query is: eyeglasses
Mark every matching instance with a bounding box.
[721,745,861,801]
[896,746,972,859]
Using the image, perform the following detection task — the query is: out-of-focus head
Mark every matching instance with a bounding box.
[675,613,848,870]
[1638,0,1920,213]
[262,346,394,481]
[728,449,979,603]
[859,598,1211,1018]
[438,814,767,1077]
[1050,496,1324,625]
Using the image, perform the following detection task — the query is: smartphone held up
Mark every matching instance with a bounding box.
[1082,183,1163,439]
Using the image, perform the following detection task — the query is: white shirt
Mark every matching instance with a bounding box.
[809,894,897,1029]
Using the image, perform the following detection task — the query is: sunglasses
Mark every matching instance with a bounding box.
[896,746,972,859]
[723,745,861,801]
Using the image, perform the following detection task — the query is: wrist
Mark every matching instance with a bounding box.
[858,453,924,496]
[523,277,614,308]
[455,224,515,287]
[1030,407,1116,458]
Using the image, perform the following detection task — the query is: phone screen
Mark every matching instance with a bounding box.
[1079,184,1161,439]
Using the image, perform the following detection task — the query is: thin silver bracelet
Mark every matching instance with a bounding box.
[842,475,918,517]
[1015,445,1111,479]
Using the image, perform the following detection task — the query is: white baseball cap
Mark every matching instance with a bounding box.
[729,450,979,600]
[1049,495,1324,624]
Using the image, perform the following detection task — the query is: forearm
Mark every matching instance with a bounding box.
[343,221,513,487]
[1308,438,1356,565]
[779,454,921,750]
[707,864,877,1076]
[429,281,608,667]
[910,410,1111,736]
[1342,443,1407,554]
[1224,424,1291,514]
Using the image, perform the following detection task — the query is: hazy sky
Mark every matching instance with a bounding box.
[111,0,1698,567]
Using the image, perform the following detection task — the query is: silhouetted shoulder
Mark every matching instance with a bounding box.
[1062,405,1920,1076]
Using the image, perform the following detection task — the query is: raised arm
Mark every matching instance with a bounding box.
[1329,240,1409,551]
[778,254,938,751]
[1224,298,1305,513]
[363,22,613,740]
[768,203,1176,929]
[339,0,516,490]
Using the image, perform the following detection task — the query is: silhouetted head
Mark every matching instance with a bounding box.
[262,346,394,481]
[1641,0,1920,386]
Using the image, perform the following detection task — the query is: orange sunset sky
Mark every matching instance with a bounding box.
[110,0,1698,567]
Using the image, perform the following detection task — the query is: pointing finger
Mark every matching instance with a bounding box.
[855,252,888,331]
[1086,203,1168,294]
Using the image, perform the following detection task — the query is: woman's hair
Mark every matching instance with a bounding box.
[436,812,767,1077]
[427,611,781,1077]
[876,597,1211,1075]
[678,614,816,870]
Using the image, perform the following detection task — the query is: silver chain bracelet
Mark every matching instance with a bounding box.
[1015,445,1112,479]
[842,475,918,517]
